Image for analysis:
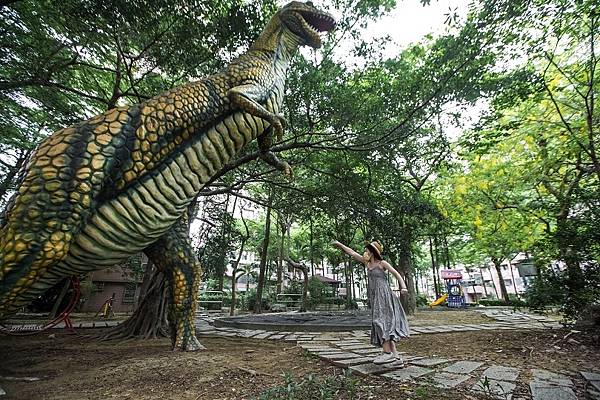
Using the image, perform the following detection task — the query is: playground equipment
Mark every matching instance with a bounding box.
[441,269,466,308]
[0,277,80,335]
[429,294,448,308]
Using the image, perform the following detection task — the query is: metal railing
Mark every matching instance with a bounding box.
[274,293,303,311]
[197,290,224,313]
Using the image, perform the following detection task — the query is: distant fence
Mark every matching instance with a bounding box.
[197,290,224,313]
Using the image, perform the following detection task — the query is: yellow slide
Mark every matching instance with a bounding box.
[429,294,448,308]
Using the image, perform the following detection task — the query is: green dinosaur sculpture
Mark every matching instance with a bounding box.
[0,1,335,351]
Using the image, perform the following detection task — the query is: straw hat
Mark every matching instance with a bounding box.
[366,240,383,259]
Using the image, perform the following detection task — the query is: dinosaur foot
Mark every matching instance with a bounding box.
[173,334,206,351]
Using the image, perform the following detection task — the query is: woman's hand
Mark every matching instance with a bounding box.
[331,240,341,248]
[400,288,408,296]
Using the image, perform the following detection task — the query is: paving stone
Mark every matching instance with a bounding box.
[253,332,274,339]
[442,361,484,374]
[354,348,383,355]
[530,381,576,400]
[532,369,572,386]
[580,371,600,392]
[483,365,520,381]
[472,378,516,400]
[410,357,452,367]
[283,335,297,342]
[319,352,362,361]
[336,344,373,351]
[382,365,434,381]
[331,357,374,367]
[240,330,265,337]
[349,360,408,376]
[581,371,600,382]
[431,372,470,388]
[403,355,425,362]
[268,334,285,340]
[299,343,332,350]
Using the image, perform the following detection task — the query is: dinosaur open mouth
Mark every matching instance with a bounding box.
[300,11,336,32]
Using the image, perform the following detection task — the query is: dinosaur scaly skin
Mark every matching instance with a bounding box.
[0,1,335,350]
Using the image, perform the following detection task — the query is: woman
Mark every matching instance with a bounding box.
[332,240,410,365]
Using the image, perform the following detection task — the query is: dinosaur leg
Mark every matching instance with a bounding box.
[257,126,293,177]
[145,216,204,351]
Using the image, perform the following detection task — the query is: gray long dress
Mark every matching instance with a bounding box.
[368,266,410,346]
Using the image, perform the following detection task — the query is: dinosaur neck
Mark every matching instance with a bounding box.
[250,20,303,67]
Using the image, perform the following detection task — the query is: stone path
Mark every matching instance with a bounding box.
[294,339,593,400]
[192,310,593,399]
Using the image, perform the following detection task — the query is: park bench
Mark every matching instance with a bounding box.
[272,293,302,312]
[197,290,224,314]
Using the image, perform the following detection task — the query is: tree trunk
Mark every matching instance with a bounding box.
[285,258,308,312]
[492,257,509,302]
[345,260,353,309]
[276,216,285,294]
[429,236,440,298]
[478,266,488,297]
[309,217,314,276]
[254,193,272,313]
[100,269,168,340]
[398,249,416,315]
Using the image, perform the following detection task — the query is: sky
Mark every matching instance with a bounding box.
[358,0,471,51]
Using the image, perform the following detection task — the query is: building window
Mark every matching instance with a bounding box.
[504,279,513,286]
[92,282,105,292]
[122,283,137,304]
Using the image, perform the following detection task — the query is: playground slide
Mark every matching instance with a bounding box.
[429,294,448,307]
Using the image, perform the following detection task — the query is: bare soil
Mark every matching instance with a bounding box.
[0,324,597,399]
[408,309,493,326]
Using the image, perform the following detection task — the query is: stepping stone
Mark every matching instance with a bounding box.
[354,348,383,355]
[532,369,572,386]
[483,365,520,381]
[581,371,600,392]
[283,335,297,342]
[530,381,576,400]
[442,361,484,374]
[253,332,274,339]
[0,385,5,396]
[267,334,285,340]
[410,357,452,367]
[382,365,433,381]
[319,352,362,361]
[432,372,470,388]
[403,355,425,362]
[337,344,374,351]
[349,360,407,376]
[332,357,374,367]
[472,378,516,400]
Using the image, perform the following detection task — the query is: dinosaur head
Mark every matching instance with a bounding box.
[278,1,336,48]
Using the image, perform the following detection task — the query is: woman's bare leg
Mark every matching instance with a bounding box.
[382,340,392,353]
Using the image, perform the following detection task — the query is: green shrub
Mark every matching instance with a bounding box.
[245,288,271,311]
[415,294,429,307]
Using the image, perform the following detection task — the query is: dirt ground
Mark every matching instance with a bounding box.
[400,328,599,373]
[0,310,593,399]
[1,326,597,400]
[407,308,494,326]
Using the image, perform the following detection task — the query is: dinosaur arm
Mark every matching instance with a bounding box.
[228,84,286,141]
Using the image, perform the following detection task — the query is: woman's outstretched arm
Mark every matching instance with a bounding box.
[382,261,408,294]
[331,240,365,264]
